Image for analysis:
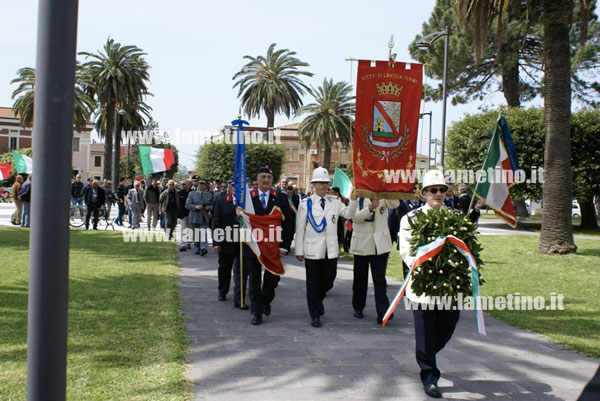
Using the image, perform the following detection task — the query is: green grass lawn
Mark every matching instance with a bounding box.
[387,235,600,358]
[479,212,600,236]
[0,227,191,400]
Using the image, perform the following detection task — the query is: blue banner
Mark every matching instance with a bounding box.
[232,118,249,209]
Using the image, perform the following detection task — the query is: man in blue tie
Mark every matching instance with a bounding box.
[295,167,350,327]
[243,165,294,325]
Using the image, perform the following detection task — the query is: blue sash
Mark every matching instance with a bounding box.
[306,198,327,233]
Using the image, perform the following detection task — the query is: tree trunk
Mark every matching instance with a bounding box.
[514,198,529,218]
[538,0,577,254]
[501,58,521,108]
[103,102,115,180]
[113,119,121,184]
[266,108,275,130]
[595,195,600,219]
[578,197,598,229]
[323,147,331,173]
[500,2,522,108]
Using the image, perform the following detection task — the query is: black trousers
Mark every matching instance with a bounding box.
[85,205,100,228]
[217,242,248,305]
[165,209,178,239]
[246,256,280,315]
[305,257,337,318]
[413,305,460,386]
[352,252,390,316]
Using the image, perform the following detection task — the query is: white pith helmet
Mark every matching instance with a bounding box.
[310,167,331,183]
[421,170,448,191]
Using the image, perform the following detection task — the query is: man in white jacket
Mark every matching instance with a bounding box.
[295,167,349,328]
[399,169,459,399]
[347,195,399,324]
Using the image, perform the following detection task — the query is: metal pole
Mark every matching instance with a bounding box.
[27,1,79,400]
[428,113,433,168]
[440,27,449,170]
[112,112,119,193]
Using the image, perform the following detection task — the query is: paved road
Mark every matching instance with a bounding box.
[179,249,599,401]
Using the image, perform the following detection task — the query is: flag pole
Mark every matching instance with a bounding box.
[469,109,504,212]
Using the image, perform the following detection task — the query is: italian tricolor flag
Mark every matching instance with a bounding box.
[473,116,519,228]
[12,151,33,174]
[332,167,353,198]
[0,162,12,180]
[139,146,175,175]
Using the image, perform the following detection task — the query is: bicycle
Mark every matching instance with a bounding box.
[69,204,86,228]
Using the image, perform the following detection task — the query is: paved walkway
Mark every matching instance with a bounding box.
[178,248,599,401]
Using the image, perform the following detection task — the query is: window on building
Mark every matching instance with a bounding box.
[289,147,299,161]
[9,137,17,150]
[94,155,102,167]
[72,137,80,152]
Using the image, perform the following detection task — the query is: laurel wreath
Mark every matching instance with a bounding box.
[408,207,484,300]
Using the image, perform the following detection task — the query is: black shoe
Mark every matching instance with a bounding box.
[353,310,364,319]
[311,317,321,327]
[179,246,187,252]
[187,243,191,249]
[218,295,226,301]
[235,304,249,310]
[319,304,324,316]
[264,304,271,316]
[251,314,262,325]
[377,313,393,325]
[423,384,442,398]
[195,249,201,255]
[201,249,208,256]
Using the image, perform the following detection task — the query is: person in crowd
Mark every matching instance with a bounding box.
[71,174,84,217]
[295,167,349,328]
[114,177,127,226]
[126,181,144,229]
[19,175,32,228]
[11,175,23,225]
[186,178,213,255]
[84,180,106,230]
[144,178,161,230]
[101,179,115,218]
[347,194,399,324]
[159,179,180,240]
[239,165,294,326]
[177,179,192,251]
[212,181,248,307]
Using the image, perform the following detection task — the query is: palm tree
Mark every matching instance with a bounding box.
[11,66,95,131]
[296,78,355,172]
[232,43,313,128]
[455,0,577,254]
[80,38,151,180]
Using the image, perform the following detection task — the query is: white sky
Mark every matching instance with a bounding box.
[2,0,508,169]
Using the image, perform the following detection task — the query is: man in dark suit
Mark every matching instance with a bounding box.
[212,181,248,308]
[84,180,106,230]
[242,165,294,325]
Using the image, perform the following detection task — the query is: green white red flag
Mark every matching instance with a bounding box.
[12,151,33,174]
[0,162,12,180]
[139,146,175,175]
[473,116,519,228]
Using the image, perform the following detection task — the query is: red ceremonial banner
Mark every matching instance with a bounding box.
[353,60,423,198]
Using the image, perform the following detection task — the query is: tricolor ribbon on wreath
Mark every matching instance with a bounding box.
[382,235,487,335]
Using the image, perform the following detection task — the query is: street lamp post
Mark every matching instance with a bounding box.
[112,108,126,193]
[420,111,432,168]
[414,27,450,169]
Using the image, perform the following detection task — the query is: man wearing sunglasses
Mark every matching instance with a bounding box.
[398,170,457,399]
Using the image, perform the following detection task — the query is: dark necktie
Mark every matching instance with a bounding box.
[320,197,325,210]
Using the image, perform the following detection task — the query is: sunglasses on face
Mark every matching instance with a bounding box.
[426,187,448,195]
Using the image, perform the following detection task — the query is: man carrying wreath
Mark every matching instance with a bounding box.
[399,170,459,399]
